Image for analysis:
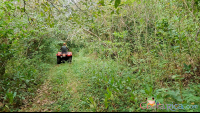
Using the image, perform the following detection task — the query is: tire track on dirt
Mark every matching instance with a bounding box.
[19,61,83,112]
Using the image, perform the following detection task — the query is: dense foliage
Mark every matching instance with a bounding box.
[0,0,200,112]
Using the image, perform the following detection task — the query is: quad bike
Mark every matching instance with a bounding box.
[56,52,72,64]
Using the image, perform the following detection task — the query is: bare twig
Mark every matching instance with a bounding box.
[183,0,199,25]
[71,0,88,15]
[71,0,83,11]
[47,0,63,14]
[57,1,70,8]
[183,0,200,43]
[82,28,101,41]
[183,0,195,17]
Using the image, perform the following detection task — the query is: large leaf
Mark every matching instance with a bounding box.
[99,0,105,6]
[114,0,121,8]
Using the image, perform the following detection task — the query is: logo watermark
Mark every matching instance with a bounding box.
[140,97,198,111]
[140,102,198,111]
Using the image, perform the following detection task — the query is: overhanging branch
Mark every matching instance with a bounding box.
[47,0,64,14]
[71,0,88,15]
[23,0,31,24]
[82,28,101,41]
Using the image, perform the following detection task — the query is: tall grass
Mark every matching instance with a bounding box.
[53,48,200,112]
[61,0,200,111]
[1,0,200,112]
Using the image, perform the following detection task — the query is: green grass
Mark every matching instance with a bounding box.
[19,49,200,112]
[1,0,200,112]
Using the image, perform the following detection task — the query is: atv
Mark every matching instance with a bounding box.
[56,52,72,64]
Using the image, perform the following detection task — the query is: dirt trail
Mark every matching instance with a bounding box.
[19,66,55,112]
[19,62,82,112]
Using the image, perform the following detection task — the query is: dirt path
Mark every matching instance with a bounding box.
[19,62,84,112]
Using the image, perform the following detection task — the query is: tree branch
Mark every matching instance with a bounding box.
[71,0,88,15]
[47,0,64,14]
[23,0,31,24]
[183,0,195,17]
[82,28,101,41]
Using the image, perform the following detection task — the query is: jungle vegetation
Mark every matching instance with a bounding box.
[0,0,200,112]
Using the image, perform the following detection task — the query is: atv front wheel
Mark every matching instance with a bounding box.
[57,57,61,64]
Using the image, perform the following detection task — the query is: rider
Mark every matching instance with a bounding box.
[60,43,68,54]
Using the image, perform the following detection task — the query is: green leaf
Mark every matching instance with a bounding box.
[40,12,44,17]
[13,92,17,98]
[172,74,181,79]
[111,10,114,15]
[89,97,94,103]
[124,0,135,4]
[104,98,108,108]
[184,63,187,69]
[99,0,105,6]
[116,8,119,14]
[114,0,121,8]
